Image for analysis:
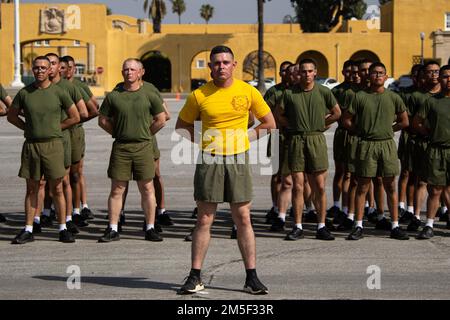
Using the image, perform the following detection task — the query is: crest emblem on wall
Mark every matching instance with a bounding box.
[40,7,66,34]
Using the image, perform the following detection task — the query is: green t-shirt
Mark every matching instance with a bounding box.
[0,84,8,101]
[114,81,164,104]
[264,83,287,110]
[100,84,165,142]
[416,94,450,147]
[409,90,439,118]
[73,79,93,98]
[12,83,73,140]
[348,89,406,140]
[281,84,337,133]
[332,82,357,128]
[56,78,83,124]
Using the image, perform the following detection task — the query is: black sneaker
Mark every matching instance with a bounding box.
[98,227,120,242]
[285,227,304,241]
[337,217,354,231]
[40,215,53,227]
[157,213,174,226]
[316,226,335,240]
[11,229,34,244]
[333,210,347,225]
[230,226,237,239]
[439,212,449,222]
[417,226,434,240]
[184,229,194,242]
[0,213,6,223]
[59,229,75,243]
[145,228,163,241]
[178,274,204,294]
[243,277,268,295]
[66,220,80,234]
[142,221,163,233]
[72,214,89,227]
[435,207,443,218]
[265,207,278,224]
[327,206,340,219]
[33,222,42,234]
[191,207,198,219]
[446,220,450,230]
[304,210,318,223]
[367,211,378,224]
[407,216,421,231]
[80,207,95,220]
[390,226,409,240]
[399,210,414,223]
[347,226,363,240]
[375,217,391,230]
[270,217,285,232]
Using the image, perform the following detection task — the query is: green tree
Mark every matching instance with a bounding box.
[290,0,367,33]
[200,4,214,25]
[144,0,166,33]
[106,6,112,15]
[170,0,186,24]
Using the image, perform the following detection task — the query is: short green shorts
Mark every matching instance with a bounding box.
[333,127,349,163]
[194,152,253,203]
[346,134,359,173]
[70,125,85,164]
[152,135,160,160]
[425,146,450,186]
[411,137,429,181]
[355,139,399,178]
[398,132,415,172]
[62,129,71,168]
[108,140,155,181]
[286,132,328,174]
[19,138,66,181]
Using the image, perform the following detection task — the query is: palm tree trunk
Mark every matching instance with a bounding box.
[257,0,265,93]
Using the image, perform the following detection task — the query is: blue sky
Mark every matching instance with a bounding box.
[22,0,379,24]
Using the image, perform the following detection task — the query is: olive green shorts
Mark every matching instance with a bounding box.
[268,133,288,176]
[19,138,66,181]
[425,146,450,186]
[194,152,253,203]
[70,125,85,164]
[62,129,71,168]
[333,127,349,163]
[411,137,429,181]
[355,139,399,178]
[346,135,359,173]
[108,140,155,181]
[152,135,160,160]
[398,133,414,172]
[286,133,328,174]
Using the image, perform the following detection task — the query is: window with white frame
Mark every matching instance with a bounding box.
[74,40,81,46]
[446,13,450,31]
[42,40,50,46]
[196,59,206,69]
[34,41,41,47]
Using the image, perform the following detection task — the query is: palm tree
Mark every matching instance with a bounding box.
[144,0,166,33]
[200,4,214,25]
[170,0,185,24]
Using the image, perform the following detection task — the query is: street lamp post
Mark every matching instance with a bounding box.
[11,0,24,88]
[420,32,425,65]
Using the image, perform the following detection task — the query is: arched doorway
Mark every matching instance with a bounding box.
[242,51,276,82]
[190,50,211,90]
[141,51,171,92]
[350,50,380,63]
[296,50,329,78]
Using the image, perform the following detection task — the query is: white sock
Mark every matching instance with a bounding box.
[426,219,434,228]
[356,220,363,228]
[34,216,40,224]
[399,202,405,209]
[110,224,118,232]
[333,201,340,208]
[59,224,67,231]
[442,206,448,213]
[348,213,355,221]
[42,208,51,217]
[278,212,286,222]
[377,212,385,220]
[66,215,72,222]
[295,223,303,230]
[25,225,33,233]
[157,208,166,215]
[365,201,369,208]
[317,223,325,229]
[73,208,80,216]
[415,213,421,219]
[82,203,89,209]
[391,221,399,229]
[342,206,349,214]
[407,206,414,213]
[146,224,154,231]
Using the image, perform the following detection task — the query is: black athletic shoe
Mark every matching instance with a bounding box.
[399,210,414,223]
[439,212,449,222]
[446,220,450,230]
[285,227,304,241]
[184,229,194,242]
[11,229,34,244]
[304,210,318,223]
[157,213,174,226]
[0,214,6,223]
[316,226,335,240]
[191,207,198,219]
[178,274,204,294]
[367,211,378,224]
[33,222,42,234]
[40,215,52,227]
[347,226,364,240]
[270,217,285,231]
[337,218,354,231]
[145,228,163,241]
[390,226,409,240]
[142,221,163,233]
[327,206,340,219]
[72,214,89,227]
[417,226,434,240]
[66,220,80,234]
[80,207,95,220]
[265,207,278,224]
[244,276,268,295]
[59,229,75,243]
[230,226,237,239]
[435,207,443,218]
[407,216,421,231]
[375,217,392,230]
[333,210,347,225]
[98,227,120,242]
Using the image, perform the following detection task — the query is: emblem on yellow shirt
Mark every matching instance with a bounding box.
[231,95,249,112]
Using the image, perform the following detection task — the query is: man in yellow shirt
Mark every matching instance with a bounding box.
[176,45,275,295]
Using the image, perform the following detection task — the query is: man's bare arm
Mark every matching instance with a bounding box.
[150,112,166,135]
[7,106,25,130]
[61,105,81,130]
[175,117,195,143]
[392,111,409,132]
[98,114,114,135]
[248,112,276,142]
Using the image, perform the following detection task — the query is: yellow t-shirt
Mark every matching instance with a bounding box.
[179,79,271,155]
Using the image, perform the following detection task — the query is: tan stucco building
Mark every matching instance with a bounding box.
[0,0,449,94]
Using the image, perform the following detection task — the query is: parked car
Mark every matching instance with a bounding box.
[191,78,207,90]
[247,78,276,90]
[316,77,340,89]
[388,75,413,92]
